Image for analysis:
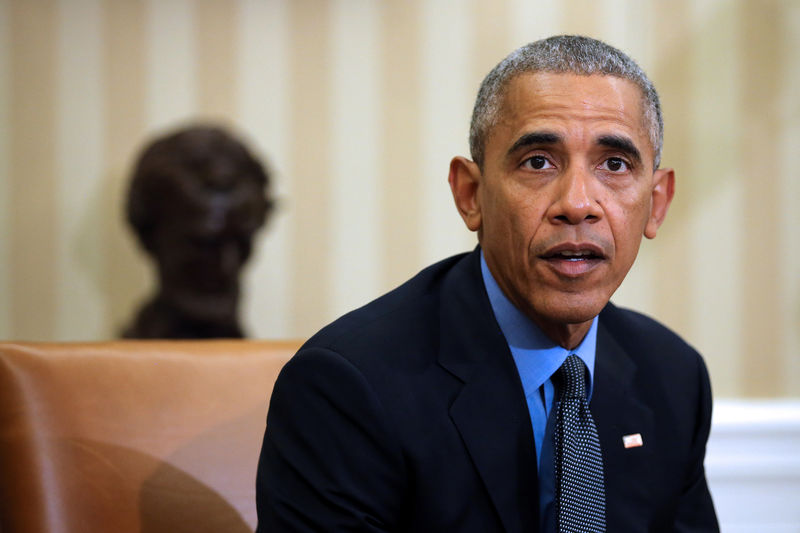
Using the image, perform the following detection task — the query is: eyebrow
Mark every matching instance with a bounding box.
[507,131,562,157]
[597,134,642,165]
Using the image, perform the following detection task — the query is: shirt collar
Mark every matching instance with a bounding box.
[480,251,598,398]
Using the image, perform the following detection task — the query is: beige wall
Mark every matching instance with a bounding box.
[1,0,798,397]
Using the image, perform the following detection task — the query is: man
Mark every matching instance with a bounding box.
[123,125,273,339]
[257,35,718,532]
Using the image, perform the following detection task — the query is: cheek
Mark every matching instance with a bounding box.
[606,186,652,229]
[607,202,650,260]
[500,186,546,234]
[498,207,542,254]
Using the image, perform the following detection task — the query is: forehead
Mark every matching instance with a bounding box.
[490,72,649,154]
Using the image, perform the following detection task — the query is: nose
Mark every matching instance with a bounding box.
[547,166,603,225]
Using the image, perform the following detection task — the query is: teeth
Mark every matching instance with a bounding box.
[558,250,592,257]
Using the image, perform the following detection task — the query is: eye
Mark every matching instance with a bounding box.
[600,157,629,172]
[522,155,554,170]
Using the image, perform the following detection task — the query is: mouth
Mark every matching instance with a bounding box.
[539,243,606,276]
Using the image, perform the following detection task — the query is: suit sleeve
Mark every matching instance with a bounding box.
[255,347,407,532]
[673,354,720,533]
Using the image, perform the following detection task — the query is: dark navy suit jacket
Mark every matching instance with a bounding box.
[256,249,719,532]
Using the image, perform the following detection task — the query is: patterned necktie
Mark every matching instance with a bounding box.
[554,354,606,532]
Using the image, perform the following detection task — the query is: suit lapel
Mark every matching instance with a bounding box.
[592,313,656,528]
[437,250,539,533]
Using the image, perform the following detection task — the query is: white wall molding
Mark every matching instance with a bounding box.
[706,399,800,532]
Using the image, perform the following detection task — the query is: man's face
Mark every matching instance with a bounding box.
[449,72,674,347]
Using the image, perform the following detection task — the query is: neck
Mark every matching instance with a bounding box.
[533,318,593,350]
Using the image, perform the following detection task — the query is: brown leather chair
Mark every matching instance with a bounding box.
[0,340,299,533]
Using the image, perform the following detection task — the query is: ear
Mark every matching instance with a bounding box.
[448,156,482,232]
[644,167,675,239]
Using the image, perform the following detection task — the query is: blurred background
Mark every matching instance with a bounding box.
[0,0,798,399]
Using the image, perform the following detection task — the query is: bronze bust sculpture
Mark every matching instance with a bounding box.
[122,126,273,338]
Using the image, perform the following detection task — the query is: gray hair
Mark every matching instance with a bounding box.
[469,35,663,169]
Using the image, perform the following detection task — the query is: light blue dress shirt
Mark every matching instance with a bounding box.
[479,252,598,465]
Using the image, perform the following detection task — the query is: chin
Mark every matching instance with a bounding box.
[539,291,609,325]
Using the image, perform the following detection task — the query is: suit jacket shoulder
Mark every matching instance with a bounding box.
[601,303,704,370]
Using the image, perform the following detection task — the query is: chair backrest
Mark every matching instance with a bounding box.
[0,340,299,533]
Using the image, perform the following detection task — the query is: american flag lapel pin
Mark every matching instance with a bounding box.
[622,433,644,449]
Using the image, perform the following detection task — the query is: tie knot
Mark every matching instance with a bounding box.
[556,354,587,400]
